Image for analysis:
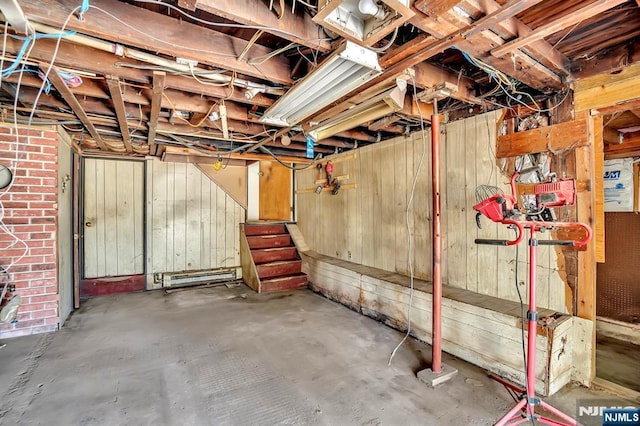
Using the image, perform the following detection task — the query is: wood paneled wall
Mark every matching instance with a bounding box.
[297,111,568,312]
[146,159,244,281]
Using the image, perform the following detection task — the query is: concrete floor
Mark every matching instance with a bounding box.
[0,286,623,425]
[597,334,640,393]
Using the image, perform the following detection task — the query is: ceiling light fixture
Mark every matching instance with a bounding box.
[260,41,382,127]
[308,79,407,141]
[313,0,415,46]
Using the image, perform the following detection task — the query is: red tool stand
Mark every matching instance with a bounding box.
[474,218,591,426]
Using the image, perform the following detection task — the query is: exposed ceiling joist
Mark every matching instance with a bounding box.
[195,0,331,52]
[148,71,166,156]
[47,66,108,150]
[466,0,570,74]
[414,0,460,17]
[410,2,564,90]
[20,0,293,86]
[106,78,133,153]
[491,0,628,58]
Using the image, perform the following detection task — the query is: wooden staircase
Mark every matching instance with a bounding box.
[240,223,308,293]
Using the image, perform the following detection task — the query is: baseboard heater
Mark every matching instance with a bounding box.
[155,267,242,289]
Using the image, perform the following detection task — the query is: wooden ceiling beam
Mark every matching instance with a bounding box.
[195,0,331,52]
[2,38,275,108]
[106,78,133,153]
[491,0,628,58]
[603,126,622,145]
[464,0,570,74]
[414,0,461,17]
[410,2,563,90]
[47,66,107,150]
[148,71,166,156]
[20,0,293,85]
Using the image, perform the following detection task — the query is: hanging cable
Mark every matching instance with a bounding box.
[388,72,427,366]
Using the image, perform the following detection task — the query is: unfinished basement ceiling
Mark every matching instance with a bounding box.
[1,0,639,161]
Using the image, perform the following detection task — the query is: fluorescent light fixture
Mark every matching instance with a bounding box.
[313,0,415,46]
[260,41,382,127]
[308,81,406,141]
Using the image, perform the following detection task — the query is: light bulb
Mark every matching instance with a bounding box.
[358,0,385,19]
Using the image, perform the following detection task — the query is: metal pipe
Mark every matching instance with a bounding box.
[431,100,442,374]
[31,23,285,96]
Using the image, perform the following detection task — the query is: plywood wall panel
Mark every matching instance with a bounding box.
[147,158,244,281]
[296,111,568,312]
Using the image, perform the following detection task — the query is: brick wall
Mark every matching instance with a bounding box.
[0,125,59,338]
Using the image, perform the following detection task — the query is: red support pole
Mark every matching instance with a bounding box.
[431,109,442,374]
[526,227,538,418]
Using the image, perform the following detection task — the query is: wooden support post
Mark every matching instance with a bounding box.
[575,114,599,383]
[148,71,166,156]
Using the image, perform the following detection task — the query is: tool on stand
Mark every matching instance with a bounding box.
[473,172,591,426]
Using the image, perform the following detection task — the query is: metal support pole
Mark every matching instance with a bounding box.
[431,100,442,374]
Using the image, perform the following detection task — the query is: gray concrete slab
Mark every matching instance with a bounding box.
[0,286,624,425]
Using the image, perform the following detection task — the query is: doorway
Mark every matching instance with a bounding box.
[80,158,145,297]
[595,110,640,394]
[258,160,292,221]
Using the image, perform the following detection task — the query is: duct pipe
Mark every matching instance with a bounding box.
[431,100,442,374]
[31,23,285,96]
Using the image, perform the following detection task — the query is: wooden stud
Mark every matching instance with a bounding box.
[47,66,107,150]
[106,78,133,153]
[148,71,166,156]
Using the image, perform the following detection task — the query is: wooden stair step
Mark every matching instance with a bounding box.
[251,247,298,264]
[256,259,302,279]
[244,224,286,236]
[246,234,292,249]
[260,273,308,292]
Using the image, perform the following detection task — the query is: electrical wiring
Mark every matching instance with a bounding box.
[0,5,82,276]
[457,48,572,115]
[247,43,298,66]
[368,26,399,54]
[388,73,427,366]
[258,146,321,170]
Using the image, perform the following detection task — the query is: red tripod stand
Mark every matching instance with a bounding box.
[473,178,592,425]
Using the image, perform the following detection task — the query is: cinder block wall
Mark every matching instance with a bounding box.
[0,125,59,338]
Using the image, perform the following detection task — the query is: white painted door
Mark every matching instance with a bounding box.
[83,158,144,278]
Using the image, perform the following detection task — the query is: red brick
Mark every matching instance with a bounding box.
[19,303,45,312]
[14,177,43,186]
[31,217,55,224]
[11,272,44,281]
[28,169,57,178]
[2,201,29,209]
[42,146,57,155]
[32,263,56,271]
[29,295,59,303]
[16,287,46,296]
[15,161,44,170]
[24,145,42,153]
[27,153,56,163]
[30,232,54,239]
[31,309,57,319]
[29,248,53,256]
[16,256,45,265]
